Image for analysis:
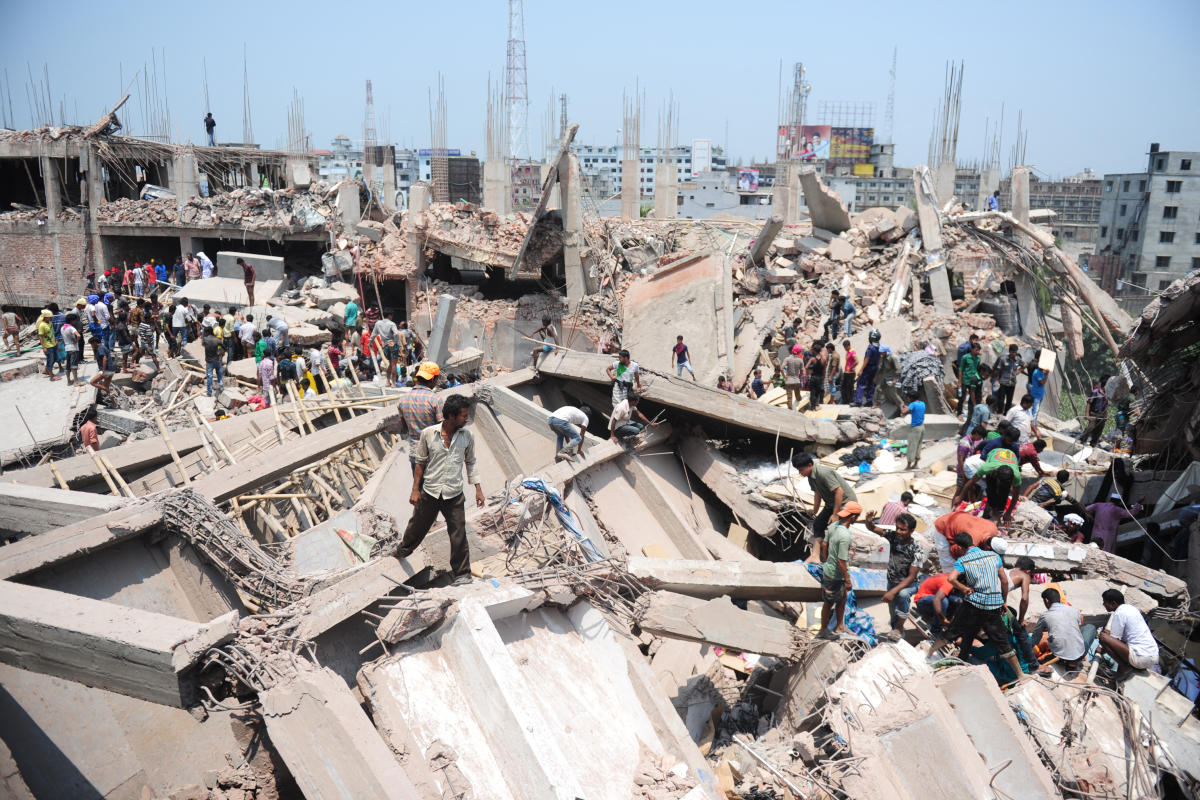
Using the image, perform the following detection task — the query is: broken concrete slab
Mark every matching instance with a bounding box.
[292,555,428,641]
[887,413,960,440]
[627,557,822,601]
[0,483,125,540]
[798,168,851,234]
[678,436,777,539]
[1122,671,1200,778]
[0,580,237,706]
[636,591,804,659]
[260,664,421,800]
[747,215,784,267]
[95,407,151,436]
[826,237,854,263]
[0,502,163,580]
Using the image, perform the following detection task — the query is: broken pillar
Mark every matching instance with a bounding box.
[260,664,421,800]
[0,580,237,707]
[911,166,943,252]
[338,180,362,231]
[1011,165,1031,245]
[427,295,457,366]
[627,557,821,601]
[560,152,588,305]
[168,151,199,200]
[287,156,313,190]
[621,157,639,220]
[636,591,805,659]
[483,158,513,215]
[404,182,431,321]
[747,215,784,267]
[977,166,1000,214]
[934,158,956,207]
[654,161,678,220]
[380,146,396,212]
[798,167,852,233]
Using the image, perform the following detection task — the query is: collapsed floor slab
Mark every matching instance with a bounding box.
[627,557,821,601]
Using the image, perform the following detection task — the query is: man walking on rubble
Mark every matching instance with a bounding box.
[875,344,903,416]
[840,339,856,407]
[782,344,804,410]
[373,311,402,386]
[792,452,857,564]
[394,394,484,579]
[854,329,882,407]
[671,335,696,381]
[204,112,216,146]
[1081,376,1110,447]
[239,257,256,308]
[899,390,926,470]
[927,531,1025,678]
[817,501,863,640]
[992,343,1024,414]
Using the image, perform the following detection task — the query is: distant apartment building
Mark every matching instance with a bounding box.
[1093,145,1200,296]
[997,173,1102,264]
[574,141,727,199]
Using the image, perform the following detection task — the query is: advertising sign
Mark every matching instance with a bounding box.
[737,169,760,192]
[828,127,874,167]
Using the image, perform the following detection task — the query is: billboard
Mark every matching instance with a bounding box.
[828,127,874,168]
[737,168,760,192]
[777,125,874,165]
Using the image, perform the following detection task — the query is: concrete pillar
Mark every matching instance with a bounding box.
[249,162,260,189]
[934,159,956,206]
[771,180,790,224]
[83,144,104,272]
[178,235,196,259]
[169,152,199,200]
[39,155,66,300]
[653,163,677,220]
[426,295,457,366]
[338,182,362,231]
[404,183,431,323]
[977,167,1000,214]
[483,159,513,215]
[1011,165,1031,246]
[620,159,639,220]
[560,153,587,305]
[381,148,397,213]
[748,215,784,267]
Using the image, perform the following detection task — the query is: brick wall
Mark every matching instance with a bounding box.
[0,225,88,308]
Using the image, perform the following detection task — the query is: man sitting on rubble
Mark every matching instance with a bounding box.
[927,532,1024,679]
[817,501,863,640]
[394,394,484,581]
[792,452,858,564]
[609,393,658,441]
[864,510,923,636]
[548,405,590,459]
[1028,588,1094,676]
[1099,589,1159,674]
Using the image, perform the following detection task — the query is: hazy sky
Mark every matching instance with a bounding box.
[2,0,1197,178]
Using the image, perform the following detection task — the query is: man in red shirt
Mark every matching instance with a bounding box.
[913,572,961,637]
[79,412,100,452]
[238,257,256,307]
[1018,439,1048,478]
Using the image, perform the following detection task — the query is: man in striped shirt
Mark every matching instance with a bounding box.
[926,532,1024,678]
[394,361,443,472]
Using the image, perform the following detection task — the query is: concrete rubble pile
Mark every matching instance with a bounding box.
[98,185,334,233]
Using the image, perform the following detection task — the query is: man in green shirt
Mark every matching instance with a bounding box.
[954,447,1021,524]
[959,341,983,414]
[818,501,863,640]
[792,452,858,562]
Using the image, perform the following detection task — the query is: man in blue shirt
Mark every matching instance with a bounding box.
[927,532,1023,677]
[854,330,882,406]
[1028,366,1047,420]
[901,391,926,469]
[750,368,767,398]
[987,190,1000,211]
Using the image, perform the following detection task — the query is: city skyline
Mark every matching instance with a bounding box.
[2,0,1198,178]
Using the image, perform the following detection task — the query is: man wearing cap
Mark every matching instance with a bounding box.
[395,394,483,579]
[394,362,443,472]
[782,344,804,410]
[37,310,61,380]
[927,531,1024,678]
[818,501,863,640]
[793,452,858,563]
[548,405,590,458]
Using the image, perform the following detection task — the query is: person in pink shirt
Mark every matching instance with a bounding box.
[1085,492,1144,552]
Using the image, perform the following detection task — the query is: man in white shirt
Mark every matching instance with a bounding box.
[239,314,259,359]
[605,349,642,406]
[1005,393,1039,445]
[609,394,658,441]
[1099,588,1158,671]
[548,405,590,457]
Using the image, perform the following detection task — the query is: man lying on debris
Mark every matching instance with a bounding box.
[394,394,484,580]
[817,501,863,640]
[1099,588,1159,675]
[926,532,1025,679]
[792,452,858,564]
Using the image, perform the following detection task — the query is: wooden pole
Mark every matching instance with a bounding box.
[155,414,190,485]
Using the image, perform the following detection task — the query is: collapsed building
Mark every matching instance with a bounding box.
[2,115,1200,800]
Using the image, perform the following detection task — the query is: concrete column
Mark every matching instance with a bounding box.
[249,163,260,189]
[934,159,956,206]
[381,148,397,213]
[426,295,457,365]
[483,159,513,215]
[559,153,587,305]
[169,152,199,200]
[84,144,105,272]
[748,215,784,267]
[1011,165,1031,246]
[338,182,362,231]
[404,183,432,322]
[772,179,791,224]
[620,159,639,220]
[977,167,1000,214]
[653,163,677,220]
[40,155,66,299]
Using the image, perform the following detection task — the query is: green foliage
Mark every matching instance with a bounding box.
[639,203,654,218]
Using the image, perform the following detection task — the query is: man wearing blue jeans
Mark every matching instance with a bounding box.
[202,327,223,397]
[547,405,590,458]
[841,295,856,336]
[866,511,923,634]
[671,336,696,380]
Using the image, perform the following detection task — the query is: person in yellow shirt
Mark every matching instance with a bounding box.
[37,310,61,381]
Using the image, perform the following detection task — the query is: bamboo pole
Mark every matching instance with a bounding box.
[84,446,121,496]
[48,460,69,490]
[155,414,190,485]
[99,453,134,497]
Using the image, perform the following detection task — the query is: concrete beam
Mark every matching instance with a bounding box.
[0,580,237,707]
[293,555,428,641]
[798,169,851,233]
[677,436,778,539]
[0,484,126,539]
[426,295,457,366]
[560,151,588,305]
[0,503,163,580]
[912,165,943,252]
[627,557,821,601]
[535,351,845,444]
[636,591,804,659]
[747,215,783,267]
[260,665,422,800]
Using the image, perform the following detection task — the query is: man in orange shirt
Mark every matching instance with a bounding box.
[912,572,961,637]
[934,511,1000,559]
